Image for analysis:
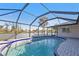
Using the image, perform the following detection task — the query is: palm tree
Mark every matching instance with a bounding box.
[39,16,48,35]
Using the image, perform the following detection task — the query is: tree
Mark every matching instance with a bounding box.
[4,23,9,32]
[38,16,48,35]
[0,25,4,33]
[11,24,23,33]
[0,25,3,29]
[10,24,16,32]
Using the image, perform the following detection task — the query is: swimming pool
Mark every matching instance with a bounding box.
[5,37,64,56]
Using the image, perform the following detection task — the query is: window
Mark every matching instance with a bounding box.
[62,28,70,33]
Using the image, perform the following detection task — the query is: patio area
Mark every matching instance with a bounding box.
[57,38,79,56]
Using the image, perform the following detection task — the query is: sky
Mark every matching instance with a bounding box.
[0,3,79,29]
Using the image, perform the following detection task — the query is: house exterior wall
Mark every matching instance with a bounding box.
[57,23,79,38]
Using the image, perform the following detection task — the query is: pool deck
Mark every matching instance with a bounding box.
[57,38,79,56]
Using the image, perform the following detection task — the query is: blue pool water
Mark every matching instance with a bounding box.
[6,38,64,56]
